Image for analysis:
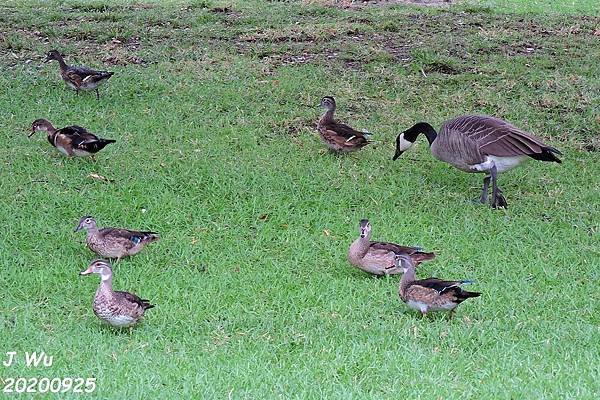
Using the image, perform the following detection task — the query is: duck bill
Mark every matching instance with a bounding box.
[73,224,83,232]
[28,129,36,138]
[79,267,93,276]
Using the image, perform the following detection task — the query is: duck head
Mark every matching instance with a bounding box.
[358,219,372,239]
[80,259,113,281]
[44,50,65,63]
[319,96,336,111]
[29,119,55,138]
[74,216,97,232]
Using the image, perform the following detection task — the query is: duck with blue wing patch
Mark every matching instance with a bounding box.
[45,50,114,100]
[80,260,154,328]
[348,219,435,276]
[317,96,372,153]
[74,216,159,262]
[396,255,480,318]
[29,119,115,158]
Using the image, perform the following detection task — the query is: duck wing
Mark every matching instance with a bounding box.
[320,120,371,148]
[60,126,115,153]
[114,291,155,311]
[443,115,562,161]
[370,242,435,263]
[100,228,159,249]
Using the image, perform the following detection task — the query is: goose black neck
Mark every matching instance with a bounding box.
[405,122,438,146]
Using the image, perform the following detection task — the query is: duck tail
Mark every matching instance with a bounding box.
[141,232,160,243]
[141,300,155,310]
[460,290,481,299]
[411,251,435,263]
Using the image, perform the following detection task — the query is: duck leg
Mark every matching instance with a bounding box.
[95,88,100,100]
[480,175,491,204]
[490,165,508,209]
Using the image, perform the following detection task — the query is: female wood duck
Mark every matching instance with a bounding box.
[317,96,372,152]
[29,119,115,157]
[74,216,160,261]
[397,255,481,317]
[45,50,114,100]
[80,259,154,328]
[348,219,435,275]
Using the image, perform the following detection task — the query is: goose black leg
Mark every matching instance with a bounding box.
[480,175,491,204]
[490,165,508,208]
[95,88,100,100]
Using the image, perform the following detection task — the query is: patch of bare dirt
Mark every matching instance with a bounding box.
[102,37,146,66]
[318,0,453,8]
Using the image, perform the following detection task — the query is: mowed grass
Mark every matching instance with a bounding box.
[1,0,599,398]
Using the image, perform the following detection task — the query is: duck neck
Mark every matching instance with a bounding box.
[319,108,335,125]
[86,225,100,240]
[400,264,416,293]
[406,122,438,147]
[349,235,370,261]
[54,55,69,71]
[98,273,113,296]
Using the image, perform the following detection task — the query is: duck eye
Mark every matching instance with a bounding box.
[85,218,91,223]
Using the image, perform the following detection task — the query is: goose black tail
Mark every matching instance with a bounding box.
[529,146,562,163]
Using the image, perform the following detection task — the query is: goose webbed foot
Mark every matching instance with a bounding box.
[491,189,508,209]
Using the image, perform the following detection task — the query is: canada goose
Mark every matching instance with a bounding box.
[347,219,435,275]
[317,96,372,152]
[397,255,480,318]
[80,259,154,328]
[29,119,115,157]
[393,115,562,208]
[45,50,114,100]
[74,216,159,261]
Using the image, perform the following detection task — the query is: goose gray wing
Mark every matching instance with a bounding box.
[443,115,562,161]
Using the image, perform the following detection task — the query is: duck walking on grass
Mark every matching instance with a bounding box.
[45,50,114,100]
[29,119,115,157]
[348,219,435,276]
[393,115,562,208]
[397,255,480,318]
[74,216,160,262]
[317,96,372,153]
[80,260,154,328]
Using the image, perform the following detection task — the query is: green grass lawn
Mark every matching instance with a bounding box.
[1,0,599,398]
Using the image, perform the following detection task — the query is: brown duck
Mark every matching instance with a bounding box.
[74,216,159,261]
[393,115,562,208]
[347,219,435,276]
[80,259,154,328]
[45,50,114,100]
[29,119,115,157]
[317,96,372,152]
[397,255,480,317]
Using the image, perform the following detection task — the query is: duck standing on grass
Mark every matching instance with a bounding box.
[397,255,480,318]
[348,219,435,276]
[74,216,160,262]
[29,119,115,157]
[393,115,562,208]
[45,50,114,100]
[80,260,154,328]
[317,96,372,152]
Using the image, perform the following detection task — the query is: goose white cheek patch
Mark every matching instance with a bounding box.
[398,134,413,151]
